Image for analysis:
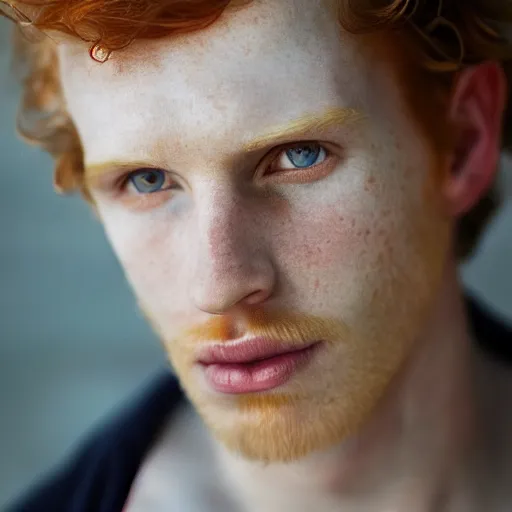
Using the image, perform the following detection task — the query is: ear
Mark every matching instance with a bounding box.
[444,62,507,217]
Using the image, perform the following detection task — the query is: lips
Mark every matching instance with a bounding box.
[196,337,320,365]
[196,338,322,394]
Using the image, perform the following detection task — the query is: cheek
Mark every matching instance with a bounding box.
[279,177,404,273]
[97,206,188,307]
[290,213,379,271]
[277,170,432,315]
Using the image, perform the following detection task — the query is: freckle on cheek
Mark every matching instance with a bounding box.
[364,176,377,192]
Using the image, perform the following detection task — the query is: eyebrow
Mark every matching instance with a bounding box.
[84,107,366,180]
[242,107,366,152]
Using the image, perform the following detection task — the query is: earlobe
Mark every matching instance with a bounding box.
[444,62,507,217]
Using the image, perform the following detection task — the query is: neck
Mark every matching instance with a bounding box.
[213,262,481,512]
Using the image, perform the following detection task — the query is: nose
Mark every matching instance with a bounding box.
[189,198,276,315]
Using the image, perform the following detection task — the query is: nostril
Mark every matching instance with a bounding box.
[242,289,272,305]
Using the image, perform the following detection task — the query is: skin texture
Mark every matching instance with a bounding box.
[52,0,511,509]
[56,0,455,464]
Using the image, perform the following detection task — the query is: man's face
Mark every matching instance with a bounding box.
[58,0,451,462]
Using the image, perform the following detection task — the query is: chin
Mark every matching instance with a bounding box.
[181,378,388,463]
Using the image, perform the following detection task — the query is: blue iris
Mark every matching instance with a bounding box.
[129,169,166,194]
[286,145,321,168]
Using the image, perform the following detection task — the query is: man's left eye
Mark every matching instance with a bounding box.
[278,144,327,170]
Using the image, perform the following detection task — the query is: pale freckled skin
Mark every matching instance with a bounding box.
[52,0,474,510]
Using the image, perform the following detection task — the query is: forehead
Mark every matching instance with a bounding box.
[57,0,400,166]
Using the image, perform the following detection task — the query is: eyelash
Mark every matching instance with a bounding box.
[117,142,334,196]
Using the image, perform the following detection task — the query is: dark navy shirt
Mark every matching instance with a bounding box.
[7,295,512,512]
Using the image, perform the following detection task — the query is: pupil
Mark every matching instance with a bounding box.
[144,173,157,184]
[131,169,165,193]
[287,145,319,168]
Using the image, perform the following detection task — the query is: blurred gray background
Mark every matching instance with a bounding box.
[1,18,512,509]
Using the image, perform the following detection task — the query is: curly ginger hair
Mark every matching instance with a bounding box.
[2,0,512,259]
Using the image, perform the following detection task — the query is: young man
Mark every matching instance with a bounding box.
[3,0,512,510]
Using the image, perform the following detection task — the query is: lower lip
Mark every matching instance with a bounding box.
[200,343,321,394]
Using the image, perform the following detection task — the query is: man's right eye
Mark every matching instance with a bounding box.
[126,168,176,194]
